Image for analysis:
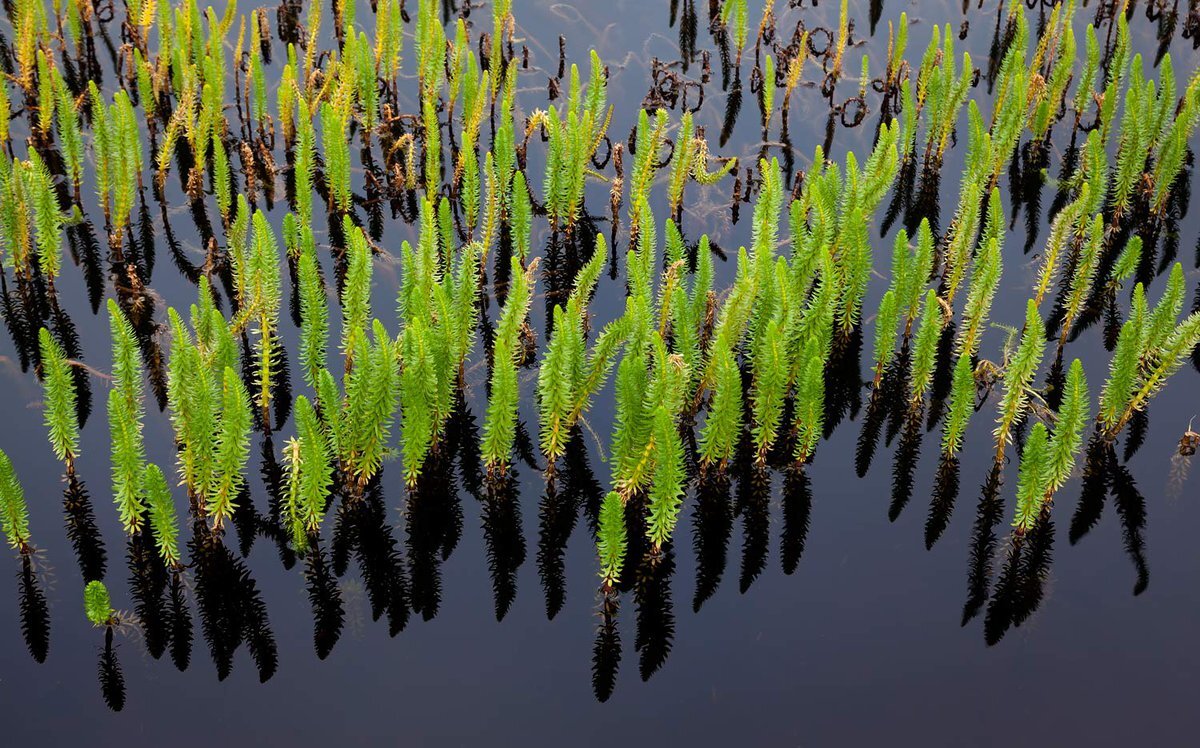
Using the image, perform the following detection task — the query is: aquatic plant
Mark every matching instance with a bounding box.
[142,464,181,569]
[721,0,750,67]
[539,52,612,230]
[696,252,757,467]
[321,101,352,215]
[1013,359,1089,533]
[941,354,976,458]
[482,258,537,472]
[332,319,400,489]
[0,449,32,553]
[108,301,147,535]
[643,338,689,549]
[538,240,627,463]
[1100,269,1200,438]
[282,396,332,551]
[50,65,84,195]
[293,221,328,390]
[1055,214,1103,351]
[397,207,480,484]
[0,0,1198,699]
[956,228,1002,361]
[230,204,283,430]
[597,491,626,588]
[39,328,79,467]
[90,85,143,248]
[1012,422,1052,532]
[1150,71,1200,216]
[84,580,116,627]
[993,300,1046,463]
[908,290,944,408]
[1027,1,1076,144]
[914,24,972,164]
[165,295,251,529]
[791,253,839,463]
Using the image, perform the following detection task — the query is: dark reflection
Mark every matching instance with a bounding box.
[447,388,485,503]
[62,471,107,582]
[167,570,193,672]
[1123,408,1149,463]
[407,443,463,622]
[869,0,884,35]
[618,491,649,594]
[66,218,106,314]
[482,470,526,621]
[537,474,575,620]
[98,627,126,712]
[980,487,1055,644]
[1015,139,1051,254]
[1043,352,1067,412]
[127,529,169,660]
[926,322,958,432]
[514,420,541,471]
[889,407,923,522]
[1049,129,1080,220]
[633,545,676,681]
[677,0,700,72]
[1070,432,1113,537]
[189,521,279,681]
[591,591,621,703]
[0,273,37,372]
[230,483,261,559]
[925,454,961,550]
[882,148,918,237]
[135,196,157,281]
[720,74,743,147]
[855,383,890,477]
[305,541,345,660]
[692,465,733,610]
[824,325,864,436]
[983,530,1021,645]
[780,464,813,575]
[1111,454,1150,596]
[906,164,942,238]
[962,462,1005,626]
[1013,515,1055,628]
[883,344,912,446]
[258,435,298,570]
[18,554,50,664]
[335,477,410,636]
[736,459,770,594]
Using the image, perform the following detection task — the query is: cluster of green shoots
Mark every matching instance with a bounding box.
[0,0,1197,637]
[0,449,32,555]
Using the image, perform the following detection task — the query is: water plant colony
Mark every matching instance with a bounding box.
[0,0,1198,708]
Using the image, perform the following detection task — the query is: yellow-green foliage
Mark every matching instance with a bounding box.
[644,336,688,548]
[538,240,625,462]
[143,464,181,567]
[0,448,31,551]
[994,300,1046,460]
[283,396,332,551]
[84,580,114,626]
[597,491,626,586]
[482,258,536,470]
[39,328,79,464]
[108,300,147,534]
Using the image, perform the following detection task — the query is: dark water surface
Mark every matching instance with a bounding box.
[2,1,1200,744]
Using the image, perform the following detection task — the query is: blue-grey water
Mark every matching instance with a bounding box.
[1,1,1199,744]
